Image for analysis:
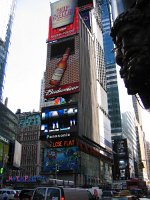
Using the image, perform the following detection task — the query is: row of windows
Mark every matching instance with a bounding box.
[22,145,37,151]
[21,135,39,141]
[20,167,37,176]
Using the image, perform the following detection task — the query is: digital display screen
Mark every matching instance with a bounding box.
[0,142,9,167]
[40,105,78,137]
[43,146,79,172]
[42,107,77,120]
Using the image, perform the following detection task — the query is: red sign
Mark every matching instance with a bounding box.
[48,8,79,41]
[45,82,79,99]
[50,139,75,148]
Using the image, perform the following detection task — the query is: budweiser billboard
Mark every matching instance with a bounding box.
[45,82,79,98]
[48,2,79,41]
[45,36,80,99]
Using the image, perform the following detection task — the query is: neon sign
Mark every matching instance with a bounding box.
[6,176,46,183]
[50,139,75,148]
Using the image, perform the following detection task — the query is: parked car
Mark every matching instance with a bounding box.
[0,188,16,200]
[19,189,35,200]
[31,186,94,200]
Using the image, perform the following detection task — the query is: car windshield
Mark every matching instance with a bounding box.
[19,189,35,199]
[130,189,142,195]
[102,191,112,196]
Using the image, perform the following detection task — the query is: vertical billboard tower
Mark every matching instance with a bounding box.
[40,0,113,186]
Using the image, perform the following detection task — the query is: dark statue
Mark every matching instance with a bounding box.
[110,0,150,109]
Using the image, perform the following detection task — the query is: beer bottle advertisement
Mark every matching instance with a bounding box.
[50,48,70,86]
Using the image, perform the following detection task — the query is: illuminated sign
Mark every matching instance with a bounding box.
[48,8,79,41]
[47,133,71,139]
[51,0,77,29]
[46,97,66,106]
[50,139,75,148]
[6,176,45,183]
[44,147,79,172]
[40,105,78,140]
[40,133,71,140]
[0,136,9,143]
[45,82,79,98]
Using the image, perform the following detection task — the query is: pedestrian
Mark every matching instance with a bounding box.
[14,191,19,200]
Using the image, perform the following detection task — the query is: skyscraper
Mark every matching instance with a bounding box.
[40,0,113,186]
[101,0,122,138]
[0,0,16,101]
[101,0,150,183]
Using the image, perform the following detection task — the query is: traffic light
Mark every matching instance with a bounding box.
[0,168,4,174]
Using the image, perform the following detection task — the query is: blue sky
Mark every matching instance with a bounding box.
[1,0,150,141]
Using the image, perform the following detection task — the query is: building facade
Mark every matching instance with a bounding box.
[100,0,122,139]
[101,0,150,184]
[0,101,18,185]
[0,38,5,101]
[40,0,113,187]
[15,111,41,177]
[0,0,16,102]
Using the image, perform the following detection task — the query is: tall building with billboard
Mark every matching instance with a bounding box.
[40,0,112,186]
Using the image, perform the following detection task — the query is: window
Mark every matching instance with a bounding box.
[32,188,46,200]
[46,188,60,200]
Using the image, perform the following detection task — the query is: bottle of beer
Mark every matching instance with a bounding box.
[50,47,70,86]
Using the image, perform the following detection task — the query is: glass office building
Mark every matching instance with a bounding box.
[101,0,122,138]
[0,0,16,101]
[0,39,5,101]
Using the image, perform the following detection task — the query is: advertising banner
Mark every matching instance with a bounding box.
[45,37,80,99]
[43,146,79,172]
[45,82,79,98]
[80,9,91,30]
[13,140,22,168]
[40,104,78,140]
[51,0,77,29]
[48,8,79,41]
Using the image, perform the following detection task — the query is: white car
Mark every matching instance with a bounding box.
[0,188,16,200]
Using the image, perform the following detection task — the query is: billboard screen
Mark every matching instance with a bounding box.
[13,140,22,168]
[0,142,9,167]
[51,0,77,29]
[43,146,79,172]
[48,3,79,41]
[40,104,78,140]
[45,36,80,99]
